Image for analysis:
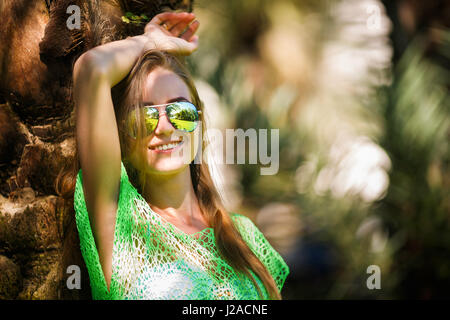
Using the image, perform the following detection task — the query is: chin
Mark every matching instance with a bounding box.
[146,161,191,176]
[145,149,196,175]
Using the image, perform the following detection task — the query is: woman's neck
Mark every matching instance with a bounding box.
[141,167,201,226]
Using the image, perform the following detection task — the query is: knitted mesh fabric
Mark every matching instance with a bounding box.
[74,161,289,299]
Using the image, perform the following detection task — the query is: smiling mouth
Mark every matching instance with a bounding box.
[149,138,184,152]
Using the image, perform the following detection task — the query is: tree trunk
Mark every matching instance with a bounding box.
[0,0,193,299]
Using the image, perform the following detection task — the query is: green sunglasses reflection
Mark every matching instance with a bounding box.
[127,101,202,139]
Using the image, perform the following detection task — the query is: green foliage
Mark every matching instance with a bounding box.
[189,0,449,299]
[121,12,149,24]
[374,35,450,298]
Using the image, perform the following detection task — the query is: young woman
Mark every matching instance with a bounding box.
[65,11,288,299]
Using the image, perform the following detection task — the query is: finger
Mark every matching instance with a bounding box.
[188,35,199,51]
[180,20,200,41]
[146,12,191,35]
[166,13,195,35]
[155,12,194,31]
[146,12,174,33]
[149,12,176,25]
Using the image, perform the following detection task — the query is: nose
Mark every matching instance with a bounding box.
[153,111,174,136]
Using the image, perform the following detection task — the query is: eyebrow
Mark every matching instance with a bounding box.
[142,96,190,105]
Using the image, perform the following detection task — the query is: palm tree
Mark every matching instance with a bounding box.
[0,0,193,300]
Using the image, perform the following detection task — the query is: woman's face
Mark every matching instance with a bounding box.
[127,66,200,176]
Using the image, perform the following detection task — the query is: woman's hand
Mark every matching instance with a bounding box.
[142,12,200,56]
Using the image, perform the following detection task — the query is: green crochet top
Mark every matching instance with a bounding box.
[73,161,289,300]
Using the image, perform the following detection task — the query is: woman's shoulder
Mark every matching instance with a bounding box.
[229,212,250,224]
[229,212,267,248]
[229,213,268,239]
[230,213,258,240]
[229,212,290,292]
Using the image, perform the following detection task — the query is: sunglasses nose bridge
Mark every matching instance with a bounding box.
[153,108,174,135]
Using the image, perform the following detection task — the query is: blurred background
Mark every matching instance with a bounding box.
[188,0,450,299]
[0,0,448,300]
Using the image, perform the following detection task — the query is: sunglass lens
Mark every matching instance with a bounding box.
[144,107,159,134]
[167,102,199,132]
[127,107,159,138]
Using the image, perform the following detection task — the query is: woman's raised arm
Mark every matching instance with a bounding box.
[73,11,199,290]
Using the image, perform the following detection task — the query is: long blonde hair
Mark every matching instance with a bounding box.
[56,50,281,299]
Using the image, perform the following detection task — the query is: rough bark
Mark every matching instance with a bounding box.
[0,0,193,299]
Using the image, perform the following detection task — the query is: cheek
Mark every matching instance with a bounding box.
[127,139,150,167]
[183,131,200,159]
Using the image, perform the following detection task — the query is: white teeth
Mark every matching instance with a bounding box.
[154,141,182,151]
